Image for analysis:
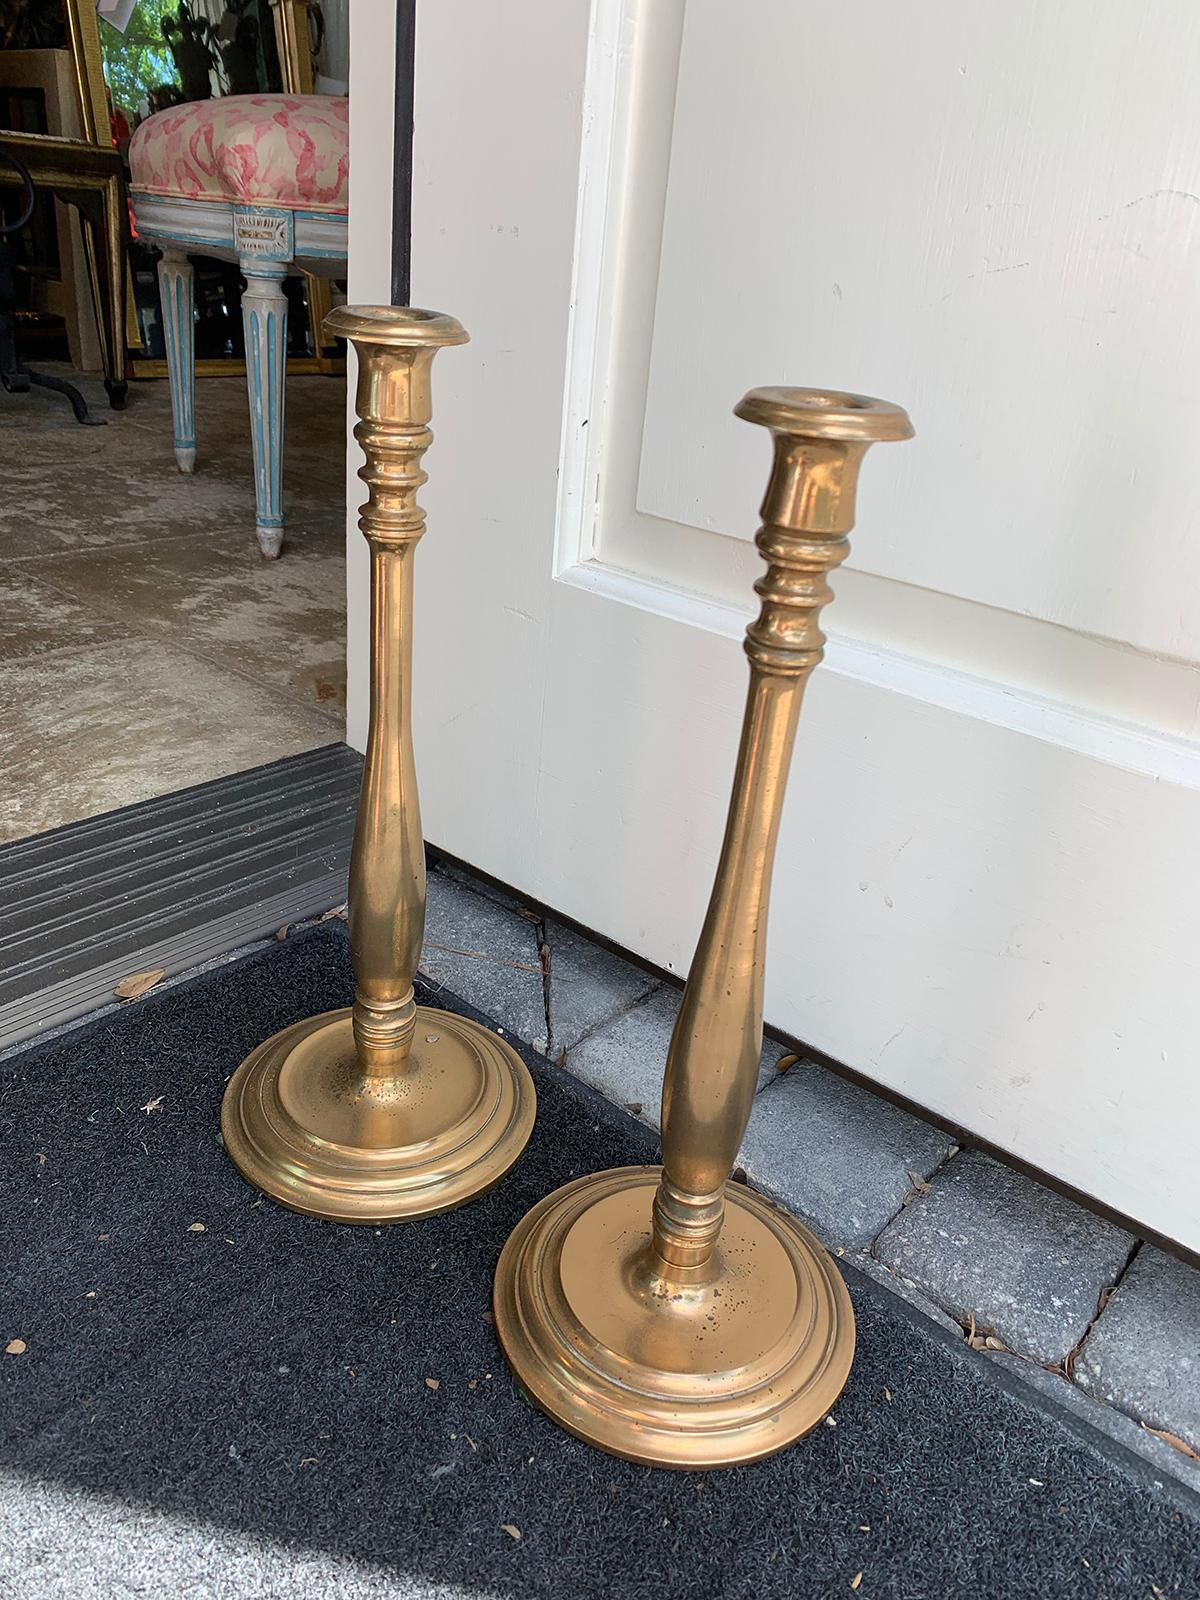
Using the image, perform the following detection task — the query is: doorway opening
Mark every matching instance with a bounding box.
[1,0,350,844]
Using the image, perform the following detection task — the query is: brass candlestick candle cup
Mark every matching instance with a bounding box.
[494,386,912,1468]
[221,306,536,1222]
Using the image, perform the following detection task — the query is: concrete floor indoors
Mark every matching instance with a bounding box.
[0,365,347,845]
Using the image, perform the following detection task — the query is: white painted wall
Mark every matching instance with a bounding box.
[348,0,1200,1250]
[343,2,397,750]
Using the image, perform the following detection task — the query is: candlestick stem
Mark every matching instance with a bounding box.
[652,424,871,1272]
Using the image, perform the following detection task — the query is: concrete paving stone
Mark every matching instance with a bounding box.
[561,984,788,1129]
[986,1351,1200,1502]
[434,858,534,918]
[543,917,661,1055]
[737,1060,954,1250]
[432,870,660,1055]
[874,1149,1135,1365]
[420,868,547,1048]
[1074,1245,1200,1455]
[847,1251,963,1336]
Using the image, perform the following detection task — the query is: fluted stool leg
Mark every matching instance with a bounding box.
[240,262,288,558]
[493,386,912,1468]
[157,249,195,473]
[220,305,536,1223]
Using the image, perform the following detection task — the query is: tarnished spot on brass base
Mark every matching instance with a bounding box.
[493,1167,855,1469]
[221,1003,536,1222]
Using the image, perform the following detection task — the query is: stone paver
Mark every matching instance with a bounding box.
[543,917,660,1055]
[429,867,660,1056]
[874,1149,1135,1365]
[562,985,787,1128]
[738,1061,954,1249]
[420,869,546,1048]
[987,1351,1200,1500]
[434,858,532,918]
[849,1252,962,1336]
[418,859,1197,1483]
[1075,1245,1200,1456]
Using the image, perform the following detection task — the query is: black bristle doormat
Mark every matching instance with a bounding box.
[2,922,1198,1599]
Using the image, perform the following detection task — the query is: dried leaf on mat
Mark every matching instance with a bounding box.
[1144,1425,1200,1461]
[114,968,166,1002]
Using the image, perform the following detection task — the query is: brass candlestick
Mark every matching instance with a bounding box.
[494,386,912,1467]
[221,306,536,1222]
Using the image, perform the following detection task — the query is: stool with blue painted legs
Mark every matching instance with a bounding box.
[129,94,348,558]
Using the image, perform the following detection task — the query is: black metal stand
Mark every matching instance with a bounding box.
[0,147,103,426]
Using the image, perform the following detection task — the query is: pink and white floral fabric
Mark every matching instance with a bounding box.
[129,94,348,213]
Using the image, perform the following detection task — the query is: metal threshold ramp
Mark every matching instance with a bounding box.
[0,743,360,1053]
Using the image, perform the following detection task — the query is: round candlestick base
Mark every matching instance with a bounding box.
[493,1167,854,1469]
[221,1005,536,1223]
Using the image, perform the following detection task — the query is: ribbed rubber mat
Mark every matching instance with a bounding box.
[0,743,360,1051]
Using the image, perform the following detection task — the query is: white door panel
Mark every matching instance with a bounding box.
[639,0,1200,662]
[345,0,1200,1247]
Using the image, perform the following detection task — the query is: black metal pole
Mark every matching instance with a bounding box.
[390,0,416,306]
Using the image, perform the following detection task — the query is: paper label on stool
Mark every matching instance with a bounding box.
[234,208,293,261]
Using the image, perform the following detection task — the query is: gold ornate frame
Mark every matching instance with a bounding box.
[269,0,339,369]
[62,0,109,146]
[46,0,139,373]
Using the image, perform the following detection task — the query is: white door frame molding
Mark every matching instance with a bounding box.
[554,0,1200,793]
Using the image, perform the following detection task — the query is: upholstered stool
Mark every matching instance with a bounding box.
[129,94,348,557]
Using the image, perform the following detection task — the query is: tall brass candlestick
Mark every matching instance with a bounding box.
[494,386,912,1467]
[221,306,536,1222]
